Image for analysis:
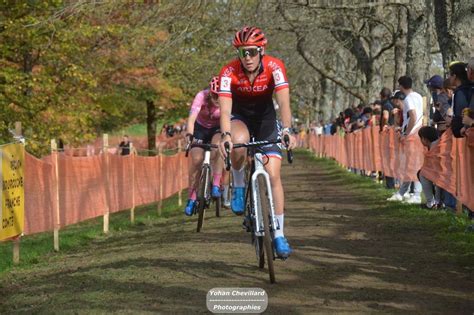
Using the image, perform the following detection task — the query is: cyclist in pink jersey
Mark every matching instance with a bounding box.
[218,26,296,258]
[184,77,224,216]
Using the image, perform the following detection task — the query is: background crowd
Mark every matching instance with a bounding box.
[303,58,474,218]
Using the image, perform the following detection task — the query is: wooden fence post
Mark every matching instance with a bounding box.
[130,142,135,224]
[158,146,163,216]
[11,122,22,264]
[12,237,20,265]
[178,140,183,207]
[455,137,463,215]
[103,134,110,233]
[51,139,60,251]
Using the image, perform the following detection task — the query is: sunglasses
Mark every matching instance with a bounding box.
[237,47,261,58]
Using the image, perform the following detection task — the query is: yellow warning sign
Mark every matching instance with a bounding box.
[1,144,25,241]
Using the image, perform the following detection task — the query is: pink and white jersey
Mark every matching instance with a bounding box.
[189,89,220,129]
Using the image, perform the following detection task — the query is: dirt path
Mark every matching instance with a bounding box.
[1,152,473,314]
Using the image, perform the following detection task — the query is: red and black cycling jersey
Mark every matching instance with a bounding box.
[218,55,289,120]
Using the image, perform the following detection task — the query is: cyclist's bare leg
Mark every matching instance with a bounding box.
[227,120,250,212]
[188,147,204,199]
[230,120,249,170]
[263,156,284,215]
[264,156,289,241]
[210,133,224,187]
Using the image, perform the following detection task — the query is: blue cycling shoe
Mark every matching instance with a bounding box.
[231,187,245,215]
[274,236,293,258]
[211,185,221,198]
[184,199,196,216]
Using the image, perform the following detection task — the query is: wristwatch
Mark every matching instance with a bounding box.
[282,127,293,134]
[221,131,231,139]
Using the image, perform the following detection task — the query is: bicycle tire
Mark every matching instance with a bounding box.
[256,236,265,269]
[258,176,275,283]
[196,165,210,233]
[249,187,265,268]
[215,195,221,217]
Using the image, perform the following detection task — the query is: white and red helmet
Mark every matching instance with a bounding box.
[232,26,267,48]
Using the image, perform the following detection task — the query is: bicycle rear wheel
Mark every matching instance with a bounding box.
[196,165,211,233]
[258,176,275,283]
[215,195,221,217]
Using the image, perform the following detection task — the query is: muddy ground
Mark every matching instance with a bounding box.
[1,152,473,314]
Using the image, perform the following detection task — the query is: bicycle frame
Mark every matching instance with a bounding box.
[201,149,212,202]
[250,153,279,237]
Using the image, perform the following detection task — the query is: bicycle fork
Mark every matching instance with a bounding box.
[251,153,279,237]
[202,149,212,202]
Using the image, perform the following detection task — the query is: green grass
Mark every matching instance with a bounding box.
[0,193,182,276]
[299,150,474,267]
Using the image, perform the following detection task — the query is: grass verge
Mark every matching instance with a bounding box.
[299,150,474,268]
[0,193,182,276]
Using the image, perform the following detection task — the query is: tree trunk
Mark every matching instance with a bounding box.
[433,0,458,70]
[146,100,156,156]
[406,1,432,93]
[367,8,385,102]
[434,0,474,70]
[394,6,407,90]
[320,78,331,122]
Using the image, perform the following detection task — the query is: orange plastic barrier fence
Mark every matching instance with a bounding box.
[62,134,184,157]
[24,154,56,235]
[308,126,474,209]
[23,151,188,236]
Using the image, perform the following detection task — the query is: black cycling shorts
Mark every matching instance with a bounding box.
[231,114,282,159]
[193,121,220,143]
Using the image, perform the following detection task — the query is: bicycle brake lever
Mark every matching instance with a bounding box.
[224,142,231,171]
[283,134,293,164]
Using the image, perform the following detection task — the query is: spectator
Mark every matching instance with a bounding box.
[315,122,323,136]
[166,124,175,137]
[118,135,131,155]
[360,107,373,128]
[417,126,441,209]
[298,124,307,147]
[461,57,474,132]
[323,121,332,135]
[330,115,341,135]
[387,76,423,204]
[379,88,396,188]
[390,90,405,128]
[449,61,474,137]
[425,75,451,135]
[343,108,358,133]
[437,79,456,132]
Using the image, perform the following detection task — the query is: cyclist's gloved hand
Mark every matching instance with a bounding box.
[282,131,296,150]
[219,132,233,160]
[185,133,193,146]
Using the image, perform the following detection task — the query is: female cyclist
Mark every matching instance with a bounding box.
[184,77,224,216]
[217,26,296,258]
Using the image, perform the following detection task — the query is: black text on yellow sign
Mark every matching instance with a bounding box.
[1,144,25,241]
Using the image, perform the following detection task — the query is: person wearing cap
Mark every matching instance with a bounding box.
[449,61,474,137]
[425,75,451,135]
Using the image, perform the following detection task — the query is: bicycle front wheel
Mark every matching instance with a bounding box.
[258,176,275,283]
[196,165,211,233]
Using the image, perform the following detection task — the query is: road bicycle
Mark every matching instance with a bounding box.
[185,142,221,232]
[224,135,293,283]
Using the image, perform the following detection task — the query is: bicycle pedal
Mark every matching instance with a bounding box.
[242,217,251,232]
